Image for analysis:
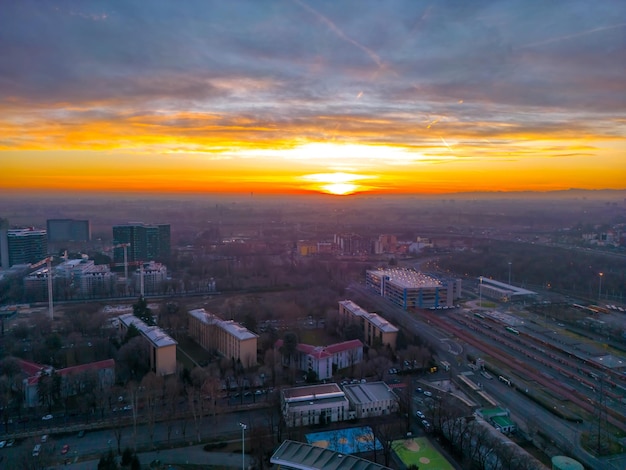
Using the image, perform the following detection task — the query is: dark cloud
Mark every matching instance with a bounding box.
[0,0,624,141]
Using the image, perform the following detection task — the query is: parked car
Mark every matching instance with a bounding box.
[41,414,53,421]
[415,410,425,419]
[61,444,70,455]
[41,435,48,443]
[423,391,433,397]
[77,430,85,438]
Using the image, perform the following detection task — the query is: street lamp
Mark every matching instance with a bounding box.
[508,262,512,285]
[479,276,483,308]
[599,272,603,301]
[239,422,247,470]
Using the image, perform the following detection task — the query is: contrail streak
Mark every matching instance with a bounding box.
[519,22,626,49]
[292,0,384,69]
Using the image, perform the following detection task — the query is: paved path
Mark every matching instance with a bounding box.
[63,444,252,469]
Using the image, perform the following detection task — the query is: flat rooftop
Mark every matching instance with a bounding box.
[283,383,344,402]
[271,440,392,470]
[478,277,536,296]
[368,268,442,289]
[343,382,396,405]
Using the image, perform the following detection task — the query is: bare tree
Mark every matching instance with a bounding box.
[141,372,164,447]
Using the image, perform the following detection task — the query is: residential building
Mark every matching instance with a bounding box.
[365,267,462,309]
[275,339,363,380]
[188,308,258,367]
[46,219,91,242]
[334,233,366,255]
[24,258,116,300]
[19,358,115,408]
[3,228,48,267]
[281,383,349,427]
[133,261,167,294]
[296,240,317,256]
[374,234,397,254]
[342,381,398,418]
[338,300,398,350]
[112,223,170,264]
[118,313,177,375]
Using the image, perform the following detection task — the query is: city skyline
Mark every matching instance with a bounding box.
[1,1,625,196]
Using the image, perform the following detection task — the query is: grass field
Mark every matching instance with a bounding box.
[393,438,454,470]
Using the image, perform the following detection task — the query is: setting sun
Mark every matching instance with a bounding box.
[301,172,373,195]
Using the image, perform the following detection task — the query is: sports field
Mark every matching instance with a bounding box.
[306,426,382,454]
[393,437,454,469]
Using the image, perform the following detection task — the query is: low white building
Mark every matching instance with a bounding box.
[343,381,398,419]
[281,383,349,427]
[276,339,363,380]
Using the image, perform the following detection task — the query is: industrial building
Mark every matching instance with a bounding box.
[188,308,258,368]
[478,277,537,302]
[338,300,398,350]
[112,223,170,264]
[365,267,461,309]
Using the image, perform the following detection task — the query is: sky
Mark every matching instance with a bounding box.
[1,0,625,196]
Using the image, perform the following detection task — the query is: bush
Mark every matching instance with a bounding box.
[203,441,228,451]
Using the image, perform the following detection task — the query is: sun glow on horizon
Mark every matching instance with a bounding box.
[301,172,374,195]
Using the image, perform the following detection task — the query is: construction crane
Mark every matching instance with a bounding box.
[30,256,54,320]
[113,243,131,293]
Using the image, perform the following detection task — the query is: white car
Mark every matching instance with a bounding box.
[0,441,6,449]
[42,414,53,421]
[415,410,425,419]
[423,391,433,397]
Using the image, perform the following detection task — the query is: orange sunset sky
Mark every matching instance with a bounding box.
[1,1,625,196]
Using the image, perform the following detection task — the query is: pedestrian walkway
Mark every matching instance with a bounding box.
[60,444,252,469]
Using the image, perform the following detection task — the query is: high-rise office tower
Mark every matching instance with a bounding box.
[47,219,91,242]
[113,223,170,263]
[4,228,48,266]
[0,218,9,269]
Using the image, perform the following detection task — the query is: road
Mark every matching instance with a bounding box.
[348,282,625,470]
[0,406,269,469]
